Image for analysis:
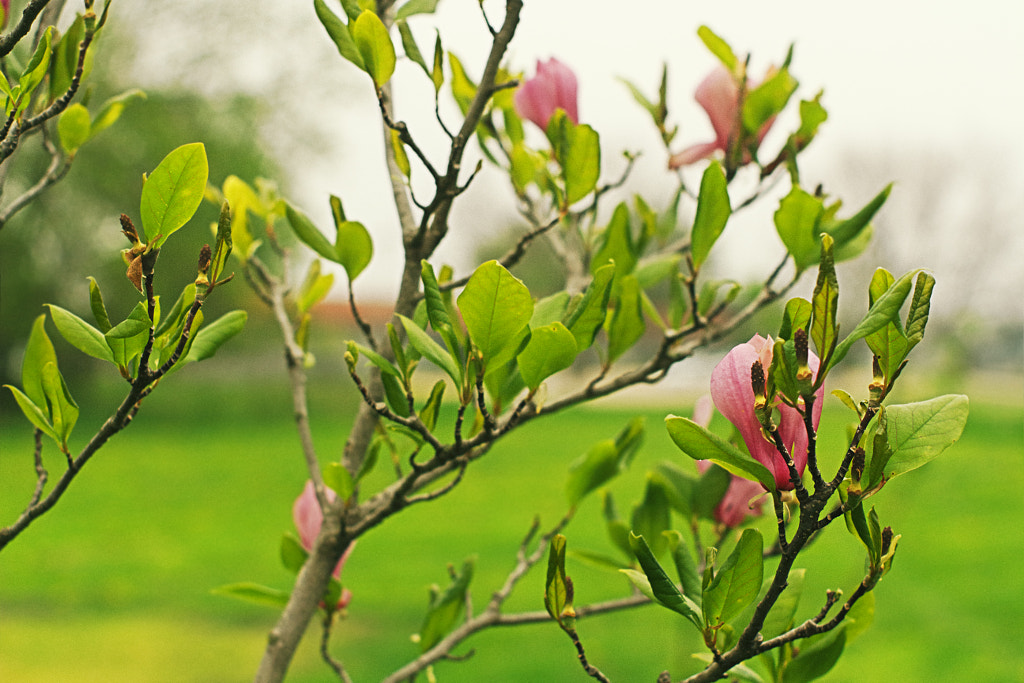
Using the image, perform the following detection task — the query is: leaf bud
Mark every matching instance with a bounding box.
[197,243,212,274]
[120,213,141,246]
[794,328,813,386]
[869,355,885,406]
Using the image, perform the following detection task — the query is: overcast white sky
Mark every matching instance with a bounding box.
[115,0,1024,321]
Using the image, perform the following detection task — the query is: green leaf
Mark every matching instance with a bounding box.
[782,627,847,683]
[352,10,396,87]
[42,360,77,450]
[547,113,600,206]
[46,305,114,362]
[654,461,697,518]
[702,528,763,627]
[89,89,147,139]
[665,530,702,603]
[57,103,91,154]
[761,568,805,640]
[544,534,575,629]
[314,0,365,71]
[631,474,672,558]
[457,260,533,372]
[5,385,57,441]
[564,263,614,351]
[591,203,637,278]
[22,315,58,410]
[87,277,113,333]
[665,416,776,492]
[564,419,645,506]
[690,161,731,270]
[822,184,891,249]
[792,93,828,145]
[323,462,355,501]
[49,15,85,101]
[396,0,440,20]
[904,271,935,349]
[419,558,474,651]
[105,302,152,369]
[697,26,737,71]
[144,143,209,248]
[352,341,402,378]
[882,395,969,479]
[774,186,823,271]
[296,260,335,315]
[285,202,336,261]
[430,31,444,93]
[421,260,460,358]
[396,20,427,74]
[626,533,702,628]
[778,297,811,341]
[16,27,53,114]
[606,274,645,364]
[864,268,908,378]
[810,234,838,361]
[212,582,291,609]
[448,52,476,115]
[184,310,247,363]
[742,67,797,135]
[397,313,462,385]
[517,322,577,391]
[332,197,373,280]
[693,463,731,521]
[419,380,446,431]
[827,269,918,373]
[280,532,310,573]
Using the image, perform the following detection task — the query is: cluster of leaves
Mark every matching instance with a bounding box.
[4,143,246,459]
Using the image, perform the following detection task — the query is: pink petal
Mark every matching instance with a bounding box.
[694,66,740,151]
[668,141,721,169]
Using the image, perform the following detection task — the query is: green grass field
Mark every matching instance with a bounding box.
[1,372,1022,682]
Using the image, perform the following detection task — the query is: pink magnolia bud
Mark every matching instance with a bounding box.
[514,57,579,131]
[668,65,775,169]
[293,481,355,608]
[710,335,823,491]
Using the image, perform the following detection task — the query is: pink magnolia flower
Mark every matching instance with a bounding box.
[692,395,766,527]
[514,57,579,131]
[293,480,354,609]
[710,335,823,491]
[668,65,775,169]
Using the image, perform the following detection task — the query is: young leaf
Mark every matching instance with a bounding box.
[296,260,335,315]
[46,305,114,363]
[184,310,247,363]
[778,297,811,341]
[211,582,291,609]
[396,0,440,20]
[544,534,575,629]
[285,202,336,261]
[89,89,147,139]
[421,261,460,357]
[564,263,614,351]
[105,303,152,369]
[558,119,600,206]
[397,313,462,385]
[22,315,58,410]
[144,143,209,248]
[87,277,113,333]
[419,559,474,651]
[457,261,533,372]
[664,416,776,492]
[702,528,763,627]
[5,385,57,440]
[904,271,935,349]
[827,269,918,373]
[42,361,78,450]
[606,274,644,364]
[591,203,637,278]
[323,462,355,501]
[774,186,823,271]
[314,0,365,71]
[351,10,396,87]
[333,210,373,282]
[517,322,577,391]
[810,234,839,361]
[418,380,446,432]
[396,20,428,74]
[626,532,702,628]
[882,395,969,479]
[690,160,731,270]
[697,25,737,71]
[280,532,310,573]
[665,530,702,603]
[742,67,797,135]
[631,475,672,558]
[57,103,91,154]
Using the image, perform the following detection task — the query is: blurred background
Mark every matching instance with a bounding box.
[1,1,1021,681]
